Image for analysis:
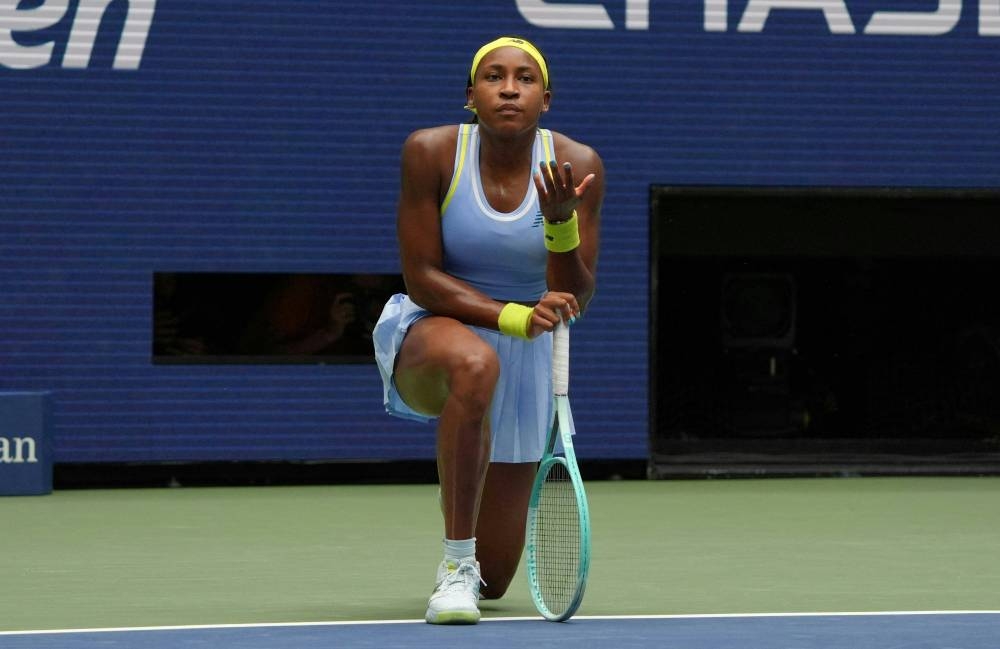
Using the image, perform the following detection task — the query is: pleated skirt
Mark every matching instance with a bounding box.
[373,293,557,463]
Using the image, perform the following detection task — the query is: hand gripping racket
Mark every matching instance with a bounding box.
[526,320,591,621]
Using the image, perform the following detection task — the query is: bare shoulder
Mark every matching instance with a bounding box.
[403,124,460,157]
[400,125,461,203]
[550,130,604,177]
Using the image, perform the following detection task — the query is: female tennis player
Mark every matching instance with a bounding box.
[373,35,603,624]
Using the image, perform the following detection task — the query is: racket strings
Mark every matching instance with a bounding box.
[534,462,581,613]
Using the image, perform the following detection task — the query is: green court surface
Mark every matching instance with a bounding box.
[2,477,998,632]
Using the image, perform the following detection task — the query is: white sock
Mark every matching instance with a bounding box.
[443,537,476,563]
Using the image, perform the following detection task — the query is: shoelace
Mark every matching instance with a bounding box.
[440,562,487,591]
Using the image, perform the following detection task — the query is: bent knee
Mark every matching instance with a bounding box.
[479,575,514,600]
[446,347,500,409]
[395,324,500,416]
[450,347,500,389]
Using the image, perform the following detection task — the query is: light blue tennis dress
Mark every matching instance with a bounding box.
[373,124,561,463]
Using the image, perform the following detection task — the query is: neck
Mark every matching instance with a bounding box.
[477,126,536,171]
[475,125,537,213]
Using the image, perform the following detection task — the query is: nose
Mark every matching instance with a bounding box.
[500,75,519,97]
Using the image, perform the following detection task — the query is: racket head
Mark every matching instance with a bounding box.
[525,402,591,621]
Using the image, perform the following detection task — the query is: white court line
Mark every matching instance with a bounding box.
[2,610,999,637]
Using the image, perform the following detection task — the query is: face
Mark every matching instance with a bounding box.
[467,46,550,133]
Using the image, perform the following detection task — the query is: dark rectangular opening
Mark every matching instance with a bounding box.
[650,187,1000,476]
[153,272,405,364]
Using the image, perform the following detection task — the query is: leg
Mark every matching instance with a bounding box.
[396,317,499,624]
[476,461,538,599]
[394,316,499,539]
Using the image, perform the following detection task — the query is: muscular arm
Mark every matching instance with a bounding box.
[398,127,602,335]
[540,134,604,313]
[397,127,505,328]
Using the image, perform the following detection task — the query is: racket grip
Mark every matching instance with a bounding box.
[553,321,570,396]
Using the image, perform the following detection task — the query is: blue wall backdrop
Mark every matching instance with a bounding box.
[2,1,999,463]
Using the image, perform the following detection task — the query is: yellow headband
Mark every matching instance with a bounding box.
[469,37,549,90]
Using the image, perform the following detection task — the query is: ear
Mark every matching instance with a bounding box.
[541,89,552,113]
[466,87,475,110]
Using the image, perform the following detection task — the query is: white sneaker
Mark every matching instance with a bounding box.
[424,558,482,625]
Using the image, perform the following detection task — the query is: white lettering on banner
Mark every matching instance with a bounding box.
[864,0,961,35]
[980,0,1000,34]
[738,0,856,33]
[515,0,614,28]
[0,0,68,69]
[626,0,648,29]
[0,436,39,464]
[705,0,728,31]
[517,0,1000,35]
[0,0,155,70]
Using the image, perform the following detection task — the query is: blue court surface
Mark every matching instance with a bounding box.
[3,612,998,649]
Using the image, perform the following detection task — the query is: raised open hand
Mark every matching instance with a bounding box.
[534,160,596,223]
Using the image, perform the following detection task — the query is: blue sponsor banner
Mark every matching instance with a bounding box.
[0,393,53,495]
[1,1,998,463]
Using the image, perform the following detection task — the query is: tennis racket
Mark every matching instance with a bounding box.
[525,320,591,622]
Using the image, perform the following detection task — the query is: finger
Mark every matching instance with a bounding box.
[549,160,566,192]
[528,311,556,337]
[539,161,556,192]
[575,172,596,198]
[554,292,580,314]
[536,176,558,205]
[542,305,562,326]
[544,297,575,324]
[533,172,547,200]
[562,162,576,193]
[563,303,577,323]
[532,297,561,325]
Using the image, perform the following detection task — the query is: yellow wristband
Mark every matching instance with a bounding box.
[543,211,581,253]
[498,303,533,339]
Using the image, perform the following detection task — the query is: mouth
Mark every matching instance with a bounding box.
[497,104,522,115]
